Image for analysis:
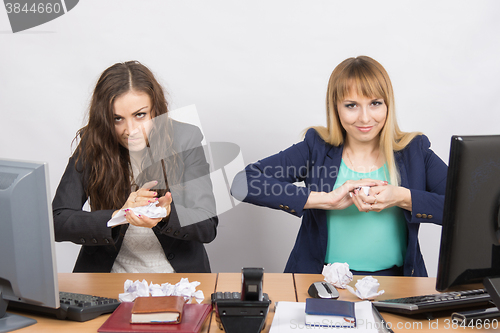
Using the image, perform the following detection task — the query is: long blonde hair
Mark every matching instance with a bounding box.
[311,56,421,185]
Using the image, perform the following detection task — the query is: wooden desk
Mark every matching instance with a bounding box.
[9,273,499,332]
[294,274,496,332]
[13,273,217,333]
[211,273,296,333]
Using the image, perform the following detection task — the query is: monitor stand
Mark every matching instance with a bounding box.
[0,293,37,333]
[484,276,500,309]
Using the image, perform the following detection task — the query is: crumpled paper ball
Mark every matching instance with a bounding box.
[349,186,370,198]
[360,186,370,195]
[322,262,353,289]
[118,278,205,303]
[107,201,167,227]
[346,276,385,300]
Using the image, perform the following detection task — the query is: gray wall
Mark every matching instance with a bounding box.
[1,1,500,277]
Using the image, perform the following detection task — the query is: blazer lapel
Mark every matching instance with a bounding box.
[395,151,409,188]
[324,144,343,189]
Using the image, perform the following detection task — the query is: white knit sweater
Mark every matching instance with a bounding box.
[111,224,175,273]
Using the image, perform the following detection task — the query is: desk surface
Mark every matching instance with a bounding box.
[14,273,217,333]
[10,273,497,333]
[212,273,296,333]
[295,274,492,333]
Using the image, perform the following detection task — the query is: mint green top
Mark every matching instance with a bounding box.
[325,160,407,271]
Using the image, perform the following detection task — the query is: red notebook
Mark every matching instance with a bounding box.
[98,302,212,333]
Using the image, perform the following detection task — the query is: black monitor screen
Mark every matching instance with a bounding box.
[436,135,500,291]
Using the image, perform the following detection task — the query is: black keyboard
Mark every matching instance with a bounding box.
[373,289,491,314]
[8,291,120,322]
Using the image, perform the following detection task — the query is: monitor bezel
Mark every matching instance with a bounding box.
[0,158,59,331]
[436,135,500,291]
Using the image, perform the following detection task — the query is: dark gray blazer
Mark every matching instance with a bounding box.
[53,120,218,273]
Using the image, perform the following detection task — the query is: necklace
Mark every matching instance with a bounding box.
[345,147,381,172]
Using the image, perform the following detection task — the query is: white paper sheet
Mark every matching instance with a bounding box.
[269,301,381,332]
[107,201,167,227]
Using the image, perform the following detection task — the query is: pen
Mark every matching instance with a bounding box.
[142,126,170,193]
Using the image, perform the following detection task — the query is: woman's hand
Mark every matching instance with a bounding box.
[111,180,173,228]
[125,192,173,228]
[304,179,387,210]
[352,184,412,213]
[113,181,160,214]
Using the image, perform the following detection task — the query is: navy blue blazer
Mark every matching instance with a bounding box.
[232,129,447,277]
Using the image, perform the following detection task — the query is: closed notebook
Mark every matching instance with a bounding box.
[98,302,212,333]
[305,298,356,328]
[131,296,185,324]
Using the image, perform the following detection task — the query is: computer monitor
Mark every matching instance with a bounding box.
[0,159,59,332]
[436,135,500,294]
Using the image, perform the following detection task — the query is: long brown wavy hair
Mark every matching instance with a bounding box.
[73,61,177,211]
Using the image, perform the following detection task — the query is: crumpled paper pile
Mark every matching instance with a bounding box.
[118,278,204,303]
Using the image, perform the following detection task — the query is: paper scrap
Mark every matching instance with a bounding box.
[322,263,353,289]
[346,276,385,300]
[107,201,167,227]
[360,186,370,195]
[349,186,370,198]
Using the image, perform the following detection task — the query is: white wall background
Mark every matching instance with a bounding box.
[1,0,499,277]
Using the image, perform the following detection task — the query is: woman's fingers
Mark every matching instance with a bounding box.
[356,188,379,204]
[125,209,161,228]
[352,188,378,212]
[130,180,161,206]
[118,179,164,214]
[353,187,385,212]
[157,192,172,208]
[136,188,158,200]
[124,191,171,227]
[351,189,369,212]
[129,193,157,208]
[141,180,158,190]
[342,178,387,193]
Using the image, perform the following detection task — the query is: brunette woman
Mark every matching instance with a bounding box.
[53,61,218,273]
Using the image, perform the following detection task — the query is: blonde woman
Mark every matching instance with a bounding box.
[231,56,446,276]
